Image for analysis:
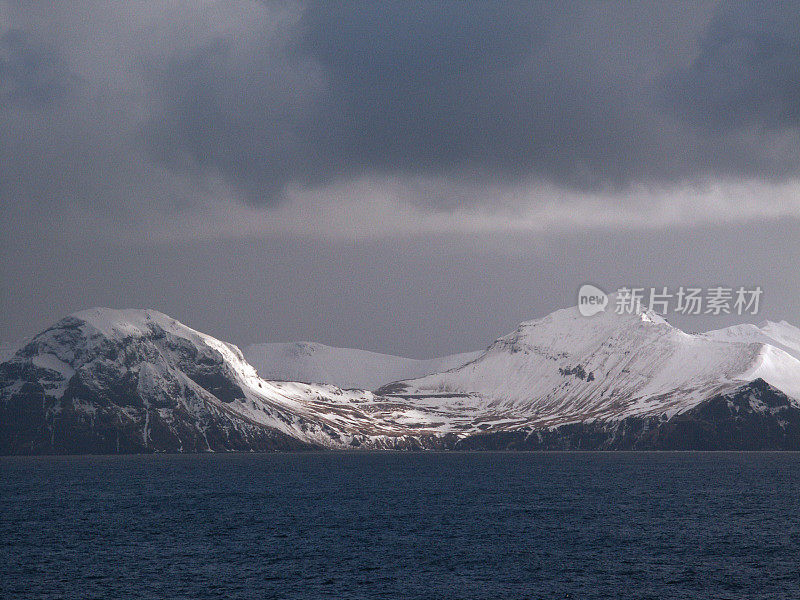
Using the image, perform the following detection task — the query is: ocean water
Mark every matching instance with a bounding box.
[2,452,800,600]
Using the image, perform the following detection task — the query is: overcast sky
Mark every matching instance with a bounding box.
[2,1,799,357]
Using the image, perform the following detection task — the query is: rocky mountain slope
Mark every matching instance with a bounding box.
[243,341,480,390]
[2,306,800,453]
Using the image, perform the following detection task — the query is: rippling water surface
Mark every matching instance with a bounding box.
[2,452,800,599]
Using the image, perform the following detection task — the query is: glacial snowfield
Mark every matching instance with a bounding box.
[2,304,800,452]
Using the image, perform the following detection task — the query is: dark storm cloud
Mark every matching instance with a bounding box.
[142,2,554,203]
[296,2,550,173]
[668,2,800,131]
[136,0,800,206]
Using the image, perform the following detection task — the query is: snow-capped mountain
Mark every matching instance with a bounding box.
[2,305,800,453]
[0,308,463,454]
[243,341,480,390]
[383,306,800,432]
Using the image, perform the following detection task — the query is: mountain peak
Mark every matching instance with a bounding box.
[497,302,674,361]
[67,308,184,339]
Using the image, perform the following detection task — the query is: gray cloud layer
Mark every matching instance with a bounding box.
[0,28,74,107]
[142,1,800,203]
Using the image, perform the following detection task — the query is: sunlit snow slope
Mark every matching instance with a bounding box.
[705,320,800,361]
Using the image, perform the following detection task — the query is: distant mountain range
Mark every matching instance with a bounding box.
[243,342,480,390]
[2,306,800,453]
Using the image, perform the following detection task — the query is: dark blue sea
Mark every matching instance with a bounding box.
[2,452,800,600]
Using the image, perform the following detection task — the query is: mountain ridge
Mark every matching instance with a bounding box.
[2,305,800,453]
